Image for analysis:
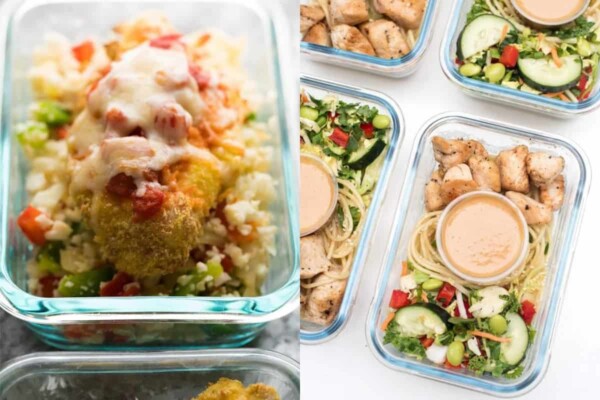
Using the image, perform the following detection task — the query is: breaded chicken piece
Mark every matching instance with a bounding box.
[330,0,369,26]
[373,0,427,29]
[300,4,326,35]
[506,191,553,225]
[360,20,410,59]
[497,145,530,193]
[425,169,446,211]
[432,137,471,170]
[302,267,347,325]
[331,25,376,55]
[193,378,280,400]
[539,175,565,211]
[303,22,331,46]
[526,152,565,187]
[440,164,478,204]
[469,155,501,192]
[301,234,330,279]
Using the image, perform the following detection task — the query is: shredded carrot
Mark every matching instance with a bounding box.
[537,33,545,43]
[469,330,512,343]
[558,92,570,102]
[401,261,409,276]
[543,93,559,98]
[421,292,429,303]
[550,48,563,68]
[381,312,395,331]
[499,24,509,44]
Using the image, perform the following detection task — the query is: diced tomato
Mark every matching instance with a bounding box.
[389,289,410,309]
[444,359,462,369]
[221,254,235,274]
[420,337,435,349]
[106,173,137,198]
[520,300,536,325]
[100,272,133,296]
[189,64,211,90]
[360,122,374,138]
[453,295,473,318]
[149,33,182,49]
[122,282,141,296]
[132,186,165,220]
[17,206,48,245]
[577,74,589,92]
[72,40,94,63]
[455,57,464,66]
[499,45,519,68]
[55,126,69,140]
[436,282,456,307]
[329,127,350,148]
[38,275,60,297]
[328,112,338,120]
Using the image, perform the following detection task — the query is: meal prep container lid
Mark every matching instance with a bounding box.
[0,0,298,325]
[300,0,440,77]
[0,349,300,399]
[440,0,600,117]
[366,112,591,397]
[300,75,404,344]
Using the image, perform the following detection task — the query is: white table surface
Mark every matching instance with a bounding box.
[300,0,600,398]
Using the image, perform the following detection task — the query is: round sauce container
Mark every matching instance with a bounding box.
[512,0,590,27]
[300,153,338,237]
[436,191,529,284]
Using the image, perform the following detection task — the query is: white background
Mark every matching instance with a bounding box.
[300,0,600,398]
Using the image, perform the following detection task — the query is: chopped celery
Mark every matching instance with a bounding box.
[206,261,223,278]
[15,121,49,149]
[37,241,64,273]
[32,101,71,126]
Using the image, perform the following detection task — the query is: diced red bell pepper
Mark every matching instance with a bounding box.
[499,45,519,68]
[132,186,165,220]
[329,127,350,148]
[100,272,134,296]
[72,40,94,63]
[420,337,435,349]
[149,34,183,49]
[436,282,456,307]
[106,173,137,198]
[189,64,211,90]
[389,289,410,309]
[453,295,473,318]
[17,206,48,246]
[360,122,374,139]
[520,300,536,325]
[577,74,589,92]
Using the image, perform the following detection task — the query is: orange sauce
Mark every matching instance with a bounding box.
[441,194,525,278]
[515,0,587,23]
[300,155,336,235]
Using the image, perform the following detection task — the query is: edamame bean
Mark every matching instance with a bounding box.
[485,63,506,84]
[489,314,508,336]
[300,106,319,121]
[459,63,482,77]
[372,114,391,129]
[422,278,443,291]
[447,341,465,366]
[58,267,114,297]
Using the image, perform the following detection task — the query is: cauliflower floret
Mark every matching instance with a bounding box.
[233,172,276,206]
[59,243,97,274]
[31,182,66,213]
[223,200,260,227]
[45,220,72,241]
[224,243,250,268]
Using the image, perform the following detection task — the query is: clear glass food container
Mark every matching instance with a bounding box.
[0,0,298,349]
[0,349,300,399]
[300,75,404,343]
[301,0,440,78]
[441,0,600,117]
[366,113,591,396]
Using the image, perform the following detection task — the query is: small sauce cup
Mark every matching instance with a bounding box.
[511,0,590,28]
[300,153,339,237]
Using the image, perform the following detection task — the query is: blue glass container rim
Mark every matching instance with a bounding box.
[0,0,299,325]
[366,112,591,397]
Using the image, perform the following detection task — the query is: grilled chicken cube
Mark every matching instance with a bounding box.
[359,19,410,59]
[497,145,530,193]
[526,152,565,187]
[331,25,376,56]
[300,234,330,279]
[300,4,326,35]
[506,191,553,225]
[330,0,370,26]
[432,136,471,170]
[466,139,489,158]
[539,175,565,211]
[303,22,331,46]
[302,268,347,326]
[469,154,501,192]
[373,0,427,29]
[440,164,478,204]
[425,169,446,211]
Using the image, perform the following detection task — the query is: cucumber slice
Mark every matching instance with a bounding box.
[500,312,529,366]
[327,141,346,156]
[347,138,386,170]
[517,55,582,93]
[458,15,516,60]
[393,304,451,338]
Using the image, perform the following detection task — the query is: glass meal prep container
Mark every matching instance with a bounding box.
[366,112,591,397]
[0,0,298,349]
[300,75,404,343]
[300,0,440,78]
[0,349,300,400]
[441,0,600,118]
